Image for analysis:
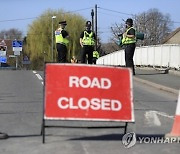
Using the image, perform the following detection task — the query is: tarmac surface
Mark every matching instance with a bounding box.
[0,67,179,154]
[134,67,180,94]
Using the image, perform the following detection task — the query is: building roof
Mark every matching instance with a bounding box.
[0,39,12,49]
[162,27,180,44]
[0,39,13,56]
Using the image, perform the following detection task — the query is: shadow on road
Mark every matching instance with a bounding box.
[136,72,165,76]
[69,133,165,141]
[9,134,42,138]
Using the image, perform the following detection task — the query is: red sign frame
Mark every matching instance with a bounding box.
[44,64,134,122]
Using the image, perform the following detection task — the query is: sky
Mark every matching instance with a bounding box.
[0,0,180,43]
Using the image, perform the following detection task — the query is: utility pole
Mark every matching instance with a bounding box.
[95,4,98,51]
[91,9,94,32]
[16,56,18,69]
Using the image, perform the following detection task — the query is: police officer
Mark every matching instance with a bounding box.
[55,21,69,63]
[122,18,136,75]
[80,21,96,64]
[92,50,99,64]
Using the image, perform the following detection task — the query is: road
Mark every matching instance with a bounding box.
[0,69,179,154]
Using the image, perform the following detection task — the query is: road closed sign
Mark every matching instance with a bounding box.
[44,64,134,122]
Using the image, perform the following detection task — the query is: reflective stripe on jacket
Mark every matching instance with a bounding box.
[82,31,95,46]
[55,30,69,46]
[93,51,99,58]
[122,27,136,45]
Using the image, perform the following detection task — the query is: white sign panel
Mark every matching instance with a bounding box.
[13,47,22,52]
[14,50,21,56]
[0,51,6,57]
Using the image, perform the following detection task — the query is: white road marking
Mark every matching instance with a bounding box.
[81,142,89,154]
[36,74,43,80]
[154,111,174,119]
[33,71,44,85]
[145,111,161,126]
[145,110,174,127]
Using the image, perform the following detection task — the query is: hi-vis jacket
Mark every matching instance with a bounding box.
[55,30,69,46]
[93,50,99,58]
[82,31,95,46]
[122,27,136,45]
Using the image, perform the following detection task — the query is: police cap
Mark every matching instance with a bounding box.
[86,21,91,27]
[126,18,133,25]
[59,21,67,25]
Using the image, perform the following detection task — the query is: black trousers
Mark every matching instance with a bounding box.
[81,46,94,64]
[124,43,136,75]
[56,43,67,63]
[92,57,97,64]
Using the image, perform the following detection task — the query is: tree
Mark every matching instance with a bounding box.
[0,28,23,40]
[24,9,86,69]
[134,8,172,46]
[110,8,173,47]
[110,23,124,49]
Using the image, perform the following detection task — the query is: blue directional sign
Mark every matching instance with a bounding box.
[0,56,7,63]
[12,40,23,47]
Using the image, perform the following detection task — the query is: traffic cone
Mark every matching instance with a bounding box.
[168,91,180,137]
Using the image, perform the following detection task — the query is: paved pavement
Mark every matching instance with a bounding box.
[134,67,180,94]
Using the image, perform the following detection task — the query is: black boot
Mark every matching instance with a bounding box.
[131,67,135,76]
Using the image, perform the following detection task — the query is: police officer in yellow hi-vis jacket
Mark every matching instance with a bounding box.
[122,18,136,75]
[80,21,96,64]
[55,21,69,63]
[92,50,99,64]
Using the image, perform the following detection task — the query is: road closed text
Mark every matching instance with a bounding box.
[69,76,111,89]
[57,97,122,111]
[56,76,122,111]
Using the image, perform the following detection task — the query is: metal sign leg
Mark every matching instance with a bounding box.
[42,119,45,144]
[124,122,128,134]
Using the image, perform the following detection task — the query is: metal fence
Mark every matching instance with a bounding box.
[97,44,180,69]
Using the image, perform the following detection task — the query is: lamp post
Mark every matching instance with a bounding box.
[52,16,56,62]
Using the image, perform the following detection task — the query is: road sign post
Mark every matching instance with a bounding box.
[12,40,23,69]
[42,63,134,143]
